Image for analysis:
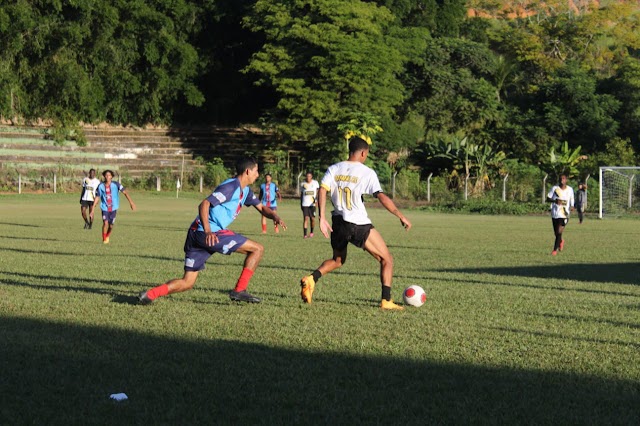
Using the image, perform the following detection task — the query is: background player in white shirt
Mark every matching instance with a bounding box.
[546,174,575,255]
[299,137,412,310]
[300,171,320,238]
[79,168,101,229]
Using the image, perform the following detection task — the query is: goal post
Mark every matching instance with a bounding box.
[599,166,640,218]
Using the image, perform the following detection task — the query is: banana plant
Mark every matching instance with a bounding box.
[546,141,587,178]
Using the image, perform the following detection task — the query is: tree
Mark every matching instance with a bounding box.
[244,0,427,162]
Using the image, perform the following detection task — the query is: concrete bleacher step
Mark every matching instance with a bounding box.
[0,125,277,179]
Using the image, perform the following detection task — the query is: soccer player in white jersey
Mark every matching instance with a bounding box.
[300,171,320,238]
[79,168,101,229]
[299,136,412,310]
[546,174,575,255]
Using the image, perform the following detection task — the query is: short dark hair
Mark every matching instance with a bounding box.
[306,171,313,176]
[89,168,96,173]
[348,136,370,154]
[265,173,272,178]
[102,169,114,178]
[235,157,257,175]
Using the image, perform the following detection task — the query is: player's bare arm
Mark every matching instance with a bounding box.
[376,192,412,231]
[198,199,218,246]
[255,204,287,230]
[317,187,333,238]
[123,190,136,211]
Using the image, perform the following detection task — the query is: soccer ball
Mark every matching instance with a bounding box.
[403,285,426,307]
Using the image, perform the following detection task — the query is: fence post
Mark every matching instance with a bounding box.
[464,174,469,201]
[200,175,203,193]
[542,174,548,203]
[427,172,433,203]
[176,178,181,199]
[18,174,21,194]
[156,176,161,192]
[502,173,509,202]
[584,173,590,209]
[629,175,635,208]
[392,171,398,199]
[54,173,57,194]
[296,172,303,197]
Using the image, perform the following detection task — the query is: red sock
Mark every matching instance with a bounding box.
[102,233,107,241]
[106,230,112,237]
[234,268,254,292]
[261,224,267,232]
[146,284,169,300]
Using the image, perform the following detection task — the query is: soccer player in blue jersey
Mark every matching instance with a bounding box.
[92,170,136,244]
[259,173,282,234]
[138,157,287,305]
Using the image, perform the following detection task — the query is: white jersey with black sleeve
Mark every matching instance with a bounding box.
[548,185,575,219]
[320,161,383,225]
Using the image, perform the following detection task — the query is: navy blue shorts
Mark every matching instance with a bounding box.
[183,229,247,271]
[102,210,117,224]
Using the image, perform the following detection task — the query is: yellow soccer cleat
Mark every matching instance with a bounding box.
[103,236,110,244]
[300,275,315,304]
[380,299,404,311]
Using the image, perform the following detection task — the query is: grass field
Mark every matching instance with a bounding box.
[0,192,638,424]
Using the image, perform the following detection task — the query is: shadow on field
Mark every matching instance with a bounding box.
[440,263,640,285]
[0,235,57,241]
[0,316,637,424]
[0,221,42,227]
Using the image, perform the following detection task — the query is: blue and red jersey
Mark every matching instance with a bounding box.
[96,181,125,212]
[259,182,279,207]
[191,177,260,233]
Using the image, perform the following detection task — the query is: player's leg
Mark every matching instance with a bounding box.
[309,206,316,237]
[88,204,95,229]
[303,210,309,238]
[101,211,110,243]
[272,207,279,233]
[558,219,566,251]
[138,230,211,304]
[81,204,89,228]
[228,238,264,302]
[551,218,563,254]
[261,214,267,234]
[363,229,402,310]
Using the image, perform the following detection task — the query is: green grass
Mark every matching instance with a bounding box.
[0,193,638,424]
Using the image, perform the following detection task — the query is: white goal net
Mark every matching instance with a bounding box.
[599,166,640,218]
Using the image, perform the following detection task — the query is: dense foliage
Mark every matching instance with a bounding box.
[1,0,639,186]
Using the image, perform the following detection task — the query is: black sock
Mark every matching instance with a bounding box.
[381,286,391,301]
[312,269,322,282]
[554,234,562,250]
[304,227,307,236]
[310,226,314,233]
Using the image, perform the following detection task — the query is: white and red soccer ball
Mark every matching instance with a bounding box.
[403,285,426,307]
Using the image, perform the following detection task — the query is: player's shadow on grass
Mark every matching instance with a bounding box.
[439,263,640,285]
[1,315,637,424]
[0,221,42,227]
[0,235,57,241]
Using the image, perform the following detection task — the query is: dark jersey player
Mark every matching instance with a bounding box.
[138,157,287,305]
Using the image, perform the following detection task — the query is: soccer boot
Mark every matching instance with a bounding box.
[551,250,558,256]
[103,236,110,244]
[229,290,262,303]
[137,291,153,305]
[559,239,565,251]
[84,222,88,229]
[300,275,315,304]
[380,299,404,311]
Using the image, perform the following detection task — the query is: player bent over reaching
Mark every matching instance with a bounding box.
[299,136,412,310]
[138,157,286,305]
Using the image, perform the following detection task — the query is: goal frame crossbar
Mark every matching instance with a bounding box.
[599,166,640,218]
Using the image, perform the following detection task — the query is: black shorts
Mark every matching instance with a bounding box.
[552,217,568,229]
[330,215,373,251]
[80,200,93,207]
[301,206,316,218]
